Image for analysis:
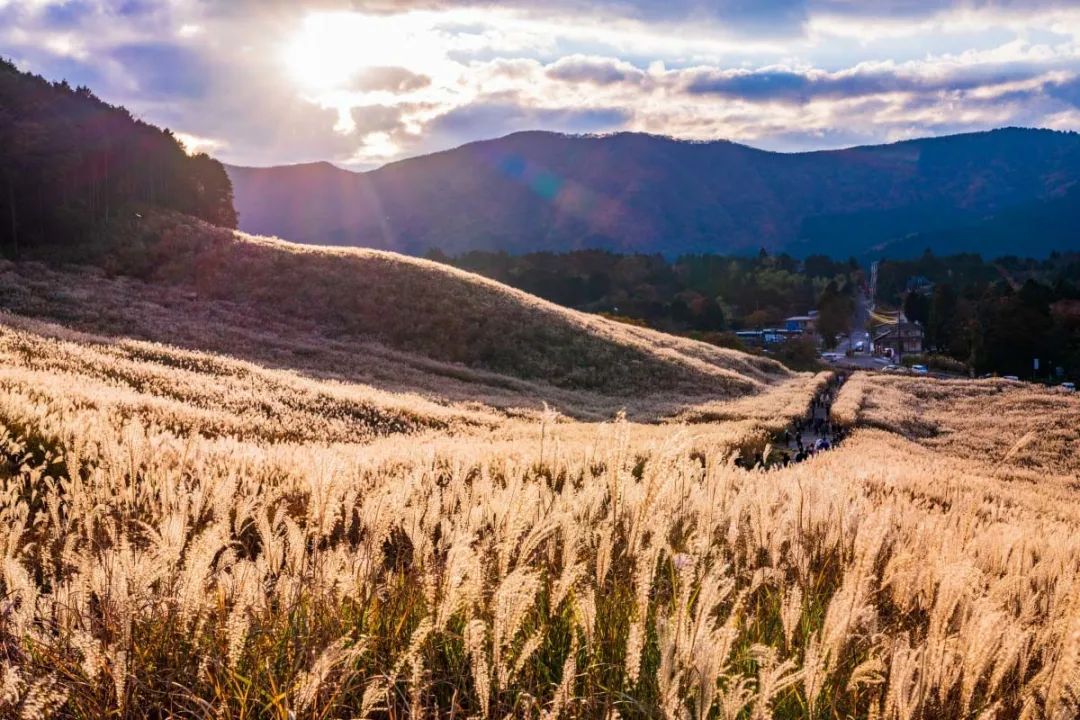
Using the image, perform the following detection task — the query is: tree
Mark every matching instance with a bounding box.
[188,153,238,229]
[817,280,855,348]
[903,291,930,325]
[697,297,726,331]
[0,107,18,255]
[0,57,238,257]
[927,283,958,351]
[972,280,1054,377]
[804,254,839,278]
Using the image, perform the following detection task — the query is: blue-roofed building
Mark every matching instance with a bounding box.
[784,313,817,334]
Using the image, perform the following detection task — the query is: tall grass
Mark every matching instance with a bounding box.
[1,326,1079,718]
[833,373,1080,484]
[1,218,1077,718]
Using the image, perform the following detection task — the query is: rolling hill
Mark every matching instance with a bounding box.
[5,210,796,420]
[227,127,1080,258]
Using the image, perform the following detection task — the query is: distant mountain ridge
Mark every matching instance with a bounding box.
[227,128,1080,258]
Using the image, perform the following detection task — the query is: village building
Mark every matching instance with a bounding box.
[735,328,804,347]
[873,321,924,359]
[784,312,818,335]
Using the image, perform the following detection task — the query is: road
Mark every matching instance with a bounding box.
[826,287,890,370]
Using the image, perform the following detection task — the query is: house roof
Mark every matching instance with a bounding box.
[874,322,924,342]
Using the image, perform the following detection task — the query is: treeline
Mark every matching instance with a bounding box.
[0,58,236,257]
[427,247,860,333]
[883,251,1080,379]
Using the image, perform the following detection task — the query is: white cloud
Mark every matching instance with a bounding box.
[175,131,225,155]
[3,0,1080,169]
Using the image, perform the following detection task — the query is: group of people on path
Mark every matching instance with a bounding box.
[775,374,847,466]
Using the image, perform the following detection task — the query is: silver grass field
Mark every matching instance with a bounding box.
[0,220,1078,719]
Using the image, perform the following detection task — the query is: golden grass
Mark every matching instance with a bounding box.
[81,211,789,397]
[2,356,1079,718]
[833,373,1080,484]
[1,216,795,423]
[0,219,1078,718]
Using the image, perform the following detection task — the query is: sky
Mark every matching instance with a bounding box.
[3,1,1080,170]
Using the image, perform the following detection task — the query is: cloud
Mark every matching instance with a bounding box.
[111,43,210,98]
[3,0,1080,171]
[425,100,630,147]
[680,62,1076,105]
[350,104,410,134]
[545,55,646,85]
[1047,75,1080,107]
[349,66,432,92]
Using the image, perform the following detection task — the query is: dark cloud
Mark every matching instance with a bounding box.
[350,104,409,134]
[40,2,99,28]
[1047,76,1080,108]
[686,69,816,101]
[348,0,1077,35]
[351,0,809,34]
[545,56,645,86]
[682,65,1063,104]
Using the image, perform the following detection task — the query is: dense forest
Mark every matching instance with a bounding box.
[0,58,236,257]
[880,251,1080,379]
[432,247,1080,379]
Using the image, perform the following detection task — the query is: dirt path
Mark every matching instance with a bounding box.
[764,373,850,468]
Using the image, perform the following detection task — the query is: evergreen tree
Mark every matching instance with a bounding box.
[817,280,855,348]
[0,58,237,257]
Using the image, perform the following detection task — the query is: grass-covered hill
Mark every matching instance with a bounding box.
[65,211,790,400]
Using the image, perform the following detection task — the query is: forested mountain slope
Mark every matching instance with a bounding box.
[0,58,236,257]
[228,127,1080,257]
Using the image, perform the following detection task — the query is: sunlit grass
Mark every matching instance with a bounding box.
[1,217,1078,718]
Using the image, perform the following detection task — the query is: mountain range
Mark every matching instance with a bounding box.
[226,128,1080,259]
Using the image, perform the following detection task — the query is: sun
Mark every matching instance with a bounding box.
[283,12,434,94]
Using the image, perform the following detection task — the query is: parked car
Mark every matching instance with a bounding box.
[911,364,929,375]
[1061,382,1076,392]
[1003,375,1020,381]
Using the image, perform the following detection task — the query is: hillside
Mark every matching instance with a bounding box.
[4,262,1080,717]
[833,373,1080,483]
[227,128,1080,257]
[0,58,236,256]
[875,183,1080,258]
[4,210,794,419]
